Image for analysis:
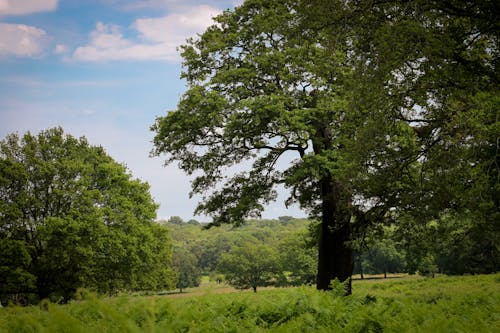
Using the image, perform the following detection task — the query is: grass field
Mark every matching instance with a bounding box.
[1,274,499,332]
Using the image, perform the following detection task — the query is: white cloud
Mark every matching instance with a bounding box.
[72,5,220,62]
[114,0,239,12]
[0,0,57,16]
[0,23,49,57]
[134,5,219,43]
[112,0,209,11]
[54,43,68,54]
[122,0,182,10]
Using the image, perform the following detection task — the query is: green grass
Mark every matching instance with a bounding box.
[1,274,499,332]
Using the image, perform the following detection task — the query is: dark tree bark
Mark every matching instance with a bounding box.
[316,178,354,294]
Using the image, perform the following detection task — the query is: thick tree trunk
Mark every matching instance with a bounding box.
[36,275,51,301]
[316,178,354,294]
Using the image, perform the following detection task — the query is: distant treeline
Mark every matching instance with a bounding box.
[162,214,499,292]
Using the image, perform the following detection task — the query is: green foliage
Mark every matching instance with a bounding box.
[277,216,294,224]
[218,244,281,292]
[328,278,352,298]
[0,128,176,303]
[391,215,435,275]
[278,231,317,286]
[431,213,499,275]
[172,248,201,292]
[323,0,499,220]
[167,218,317,286]
[152,0,498,291]
[1,274,498,332]
[168,216,184,224]
[0,240,36,303]
[151,0,363,289]
[392,212,500,276]
[363,240,404,277]
[417,254,438,278]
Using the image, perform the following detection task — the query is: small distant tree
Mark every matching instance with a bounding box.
[363,239,404,278]
[209,272,225,284]
[172,248,201,293]
[418,254,438,278]
[218,244,280,292]
[168,216,184,224]
[278,216,294,224]
[186,219,200,225]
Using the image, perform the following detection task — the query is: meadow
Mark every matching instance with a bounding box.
[1,274,498,332]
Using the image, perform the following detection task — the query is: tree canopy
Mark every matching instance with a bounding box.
[0,128,176,304]
[219,244,280,292]
[152,0,499,293]
[172,247,202,292]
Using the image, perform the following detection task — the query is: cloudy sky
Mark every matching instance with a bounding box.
[0,0,304,221]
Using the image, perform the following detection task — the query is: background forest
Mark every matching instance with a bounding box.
[163,215,498,293]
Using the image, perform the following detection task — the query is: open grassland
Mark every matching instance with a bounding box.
[1,274,499,332]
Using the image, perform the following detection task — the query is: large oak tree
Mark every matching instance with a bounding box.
[152,0,498,293]
[152,0,359,292]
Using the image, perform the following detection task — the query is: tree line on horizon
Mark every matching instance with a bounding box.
[164,215,498,293]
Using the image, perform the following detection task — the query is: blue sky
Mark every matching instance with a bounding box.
[0,0,304,221]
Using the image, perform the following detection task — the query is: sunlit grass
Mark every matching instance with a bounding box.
[1,274,499,332]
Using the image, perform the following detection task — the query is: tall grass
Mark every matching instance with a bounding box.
[1,274,499,332]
